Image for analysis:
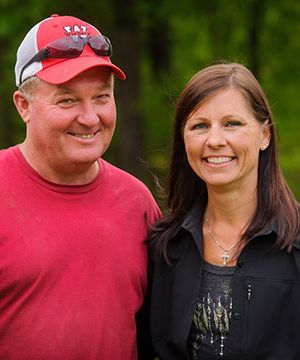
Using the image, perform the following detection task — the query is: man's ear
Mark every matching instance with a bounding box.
[13,91,31,124]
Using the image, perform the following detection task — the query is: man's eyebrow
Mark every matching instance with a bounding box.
[53,83,114,96]
[96,83,114,91]
[53,88,76,96]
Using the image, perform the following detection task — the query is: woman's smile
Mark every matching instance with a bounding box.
[205,156,234,165]
[184,88,270,190]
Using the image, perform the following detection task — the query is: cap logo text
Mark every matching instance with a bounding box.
[63,25,89,37]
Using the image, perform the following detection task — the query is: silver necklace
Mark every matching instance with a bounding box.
[205,217,242,266]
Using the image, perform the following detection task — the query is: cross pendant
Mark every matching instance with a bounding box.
[222,252,230,265]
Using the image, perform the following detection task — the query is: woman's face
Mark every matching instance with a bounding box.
[183,89,270,192]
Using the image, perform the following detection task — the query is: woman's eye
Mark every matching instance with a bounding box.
[194,123,208,130]
[226,121,242,127]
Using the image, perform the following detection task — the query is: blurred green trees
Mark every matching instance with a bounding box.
[1,0,299,202]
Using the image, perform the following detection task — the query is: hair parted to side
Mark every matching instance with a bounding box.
[18,76,43,102]
[147,62,300,262]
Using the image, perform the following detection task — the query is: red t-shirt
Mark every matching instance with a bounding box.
[0,146,160,359]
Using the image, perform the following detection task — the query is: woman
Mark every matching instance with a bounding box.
[147,63,300,360]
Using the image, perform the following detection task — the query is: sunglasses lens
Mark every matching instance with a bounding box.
[44,37,83,59]
[19,35,113,85]
[89,35,112,57]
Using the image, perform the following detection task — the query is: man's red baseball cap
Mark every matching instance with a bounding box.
[15,14,126,86]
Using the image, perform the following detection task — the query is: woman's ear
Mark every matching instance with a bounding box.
[13,91,31,124]
[260,119,271,151]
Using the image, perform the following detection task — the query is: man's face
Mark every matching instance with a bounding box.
[22,67,116,183]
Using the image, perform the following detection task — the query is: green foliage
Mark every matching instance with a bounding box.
[0,0,299,201]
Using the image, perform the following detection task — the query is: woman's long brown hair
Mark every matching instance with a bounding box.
[147,63,300,263]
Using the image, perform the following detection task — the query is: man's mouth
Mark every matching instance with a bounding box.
[206,157,234,164]
[69,132,97,139]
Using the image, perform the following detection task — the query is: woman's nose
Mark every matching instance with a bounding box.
[205,126,227,149]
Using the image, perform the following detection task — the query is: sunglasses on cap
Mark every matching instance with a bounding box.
[19,34,113,85]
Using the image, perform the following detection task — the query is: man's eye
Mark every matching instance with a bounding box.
[59,99,74,104]
[97,94,110,100]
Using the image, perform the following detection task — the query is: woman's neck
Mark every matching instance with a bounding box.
[205,185,257,228]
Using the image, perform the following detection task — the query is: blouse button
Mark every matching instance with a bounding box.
[233,312,241,320]
[238,260,244,268]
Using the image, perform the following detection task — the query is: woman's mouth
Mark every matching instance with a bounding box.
[206,157,234,164]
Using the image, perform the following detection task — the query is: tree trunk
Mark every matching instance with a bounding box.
[248,0,266,79]
[110,0,145,180]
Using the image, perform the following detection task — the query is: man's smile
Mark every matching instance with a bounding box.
[69,132,98,139]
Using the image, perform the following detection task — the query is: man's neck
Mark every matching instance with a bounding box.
[19,143,100,185]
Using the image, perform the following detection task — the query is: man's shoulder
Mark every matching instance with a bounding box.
[100,158,150,190]
[99,158,160,216]
[0,146,18,169]
[0,145,15,157]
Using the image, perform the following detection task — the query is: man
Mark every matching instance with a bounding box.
[0,14,160,359]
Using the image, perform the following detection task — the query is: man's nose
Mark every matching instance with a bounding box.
[76,101,99,127]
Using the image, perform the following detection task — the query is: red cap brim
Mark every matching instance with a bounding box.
[36,54,126,84]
